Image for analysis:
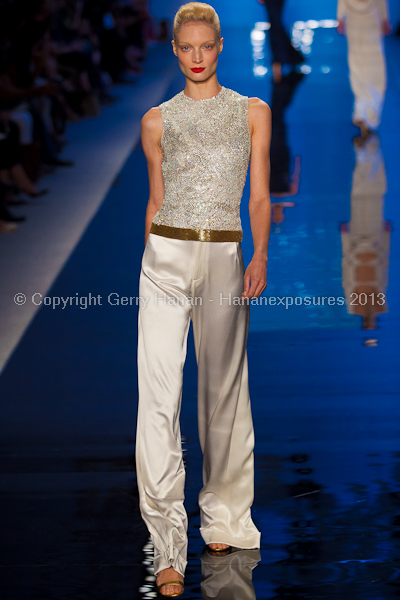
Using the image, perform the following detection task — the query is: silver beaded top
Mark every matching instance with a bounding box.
[152,86,251,233]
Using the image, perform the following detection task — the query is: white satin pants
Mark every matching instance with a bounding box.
[136,233,261,577]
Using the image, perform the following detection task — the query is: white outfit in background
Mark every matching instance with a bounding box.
[337,0,388,129]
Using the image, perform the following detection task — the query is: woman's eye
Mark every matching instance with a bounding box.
[180,45,212,50]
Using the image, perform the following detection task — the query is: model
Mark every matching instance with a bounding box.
[257,0,304,82]
[135,2,271,597]
[337,0,391,138]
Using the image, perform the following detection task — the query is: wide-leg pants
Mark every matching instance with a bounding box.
[135,233,261,577]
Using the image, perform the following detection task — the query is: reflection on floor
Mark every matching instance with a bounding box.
[341,134,390,333]
[0,1,400,599]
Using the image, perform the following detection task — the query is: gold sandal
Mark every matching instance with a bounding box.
[157,580,184,598]
[206,544,232,553]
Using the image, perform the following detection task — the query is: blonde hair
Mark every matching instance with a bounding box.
[173,2,221,44]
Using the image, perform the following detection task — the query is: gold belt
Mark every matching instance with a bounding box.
[150,222,243,242]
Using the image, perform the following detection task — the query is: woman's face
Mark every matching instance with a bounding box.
[172,22,223,82]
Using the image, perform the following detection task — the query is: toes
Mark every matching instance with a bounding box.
[160,583,182,595]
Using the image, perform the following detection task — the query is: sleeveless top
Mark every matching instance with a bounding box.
[149,85,251,242]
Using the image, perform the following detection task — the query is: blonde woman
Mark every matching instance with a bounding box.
[337,0,391,138]
[135,2,271,596]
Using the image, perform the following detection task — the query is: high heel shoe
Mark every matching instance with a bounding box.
[4,184,49,199]
[206,543,232,557]
[157,580,184,598]
[0,205,26,223]
[206,543,231,552]
[0,220,18,233]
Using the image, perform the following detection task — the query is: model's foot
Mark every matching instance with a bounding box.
[360,123,372,141]
[353,120,372,140]
[206,542,232,557]
[207,543,230,551]
[156,566,184,597]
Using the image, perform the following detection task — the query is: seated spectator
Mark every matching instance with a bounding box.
[0,110,48,197]
[0,0,170,234]
[1,2,74,172]
[99,0,158,82]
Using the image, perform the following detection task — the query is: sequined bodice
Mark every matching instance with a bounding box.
[151,86,251,235]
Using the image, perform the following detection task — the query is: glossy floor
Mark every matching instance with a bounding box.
[0,1,400,599]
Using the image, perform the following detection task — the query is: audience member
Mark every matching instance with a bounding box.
[0,0,170,232]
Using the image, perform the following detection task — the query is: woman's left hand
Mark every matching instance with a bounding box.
[382,20,391,36]
[242,257,267,299]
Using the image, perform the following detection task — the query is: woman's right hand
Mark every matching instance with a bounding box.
[337,19,345,35]
[382,20,391,36]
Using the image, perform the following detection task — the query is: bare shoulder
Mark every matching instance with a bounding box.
[141,106,162,148]
[248,97,271,134]
[141,107,162,134]
[248,96,270,111]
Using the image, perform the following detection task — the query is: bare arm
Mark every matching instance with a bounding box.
[337,0,346,33]
[141,107,164,245]
[378,0,391,34]
[243,97,271,300]
[378,0,388,23]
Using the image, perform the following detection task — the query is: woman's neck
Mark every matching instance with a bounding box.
[183,76,222,101]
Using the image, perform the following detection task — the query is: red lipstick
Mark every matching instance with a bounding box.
[191,68,205,73]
